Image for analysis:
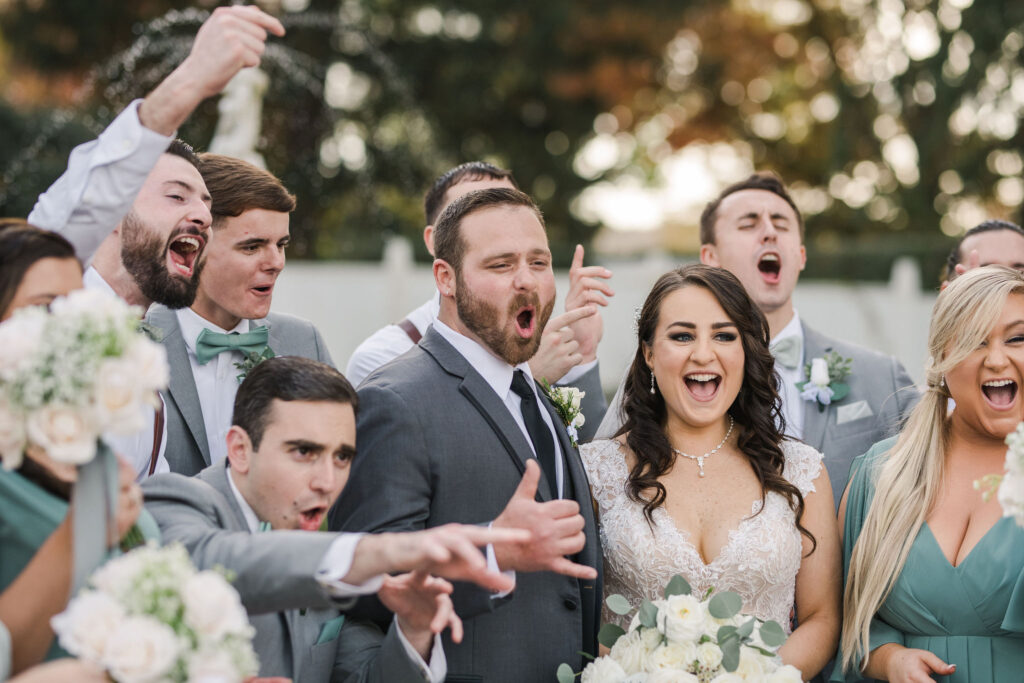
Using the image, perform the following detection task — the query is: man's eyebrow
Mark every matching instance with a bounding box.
[283,439,325,451]
[236,237,269,248]
[163,179,212,203]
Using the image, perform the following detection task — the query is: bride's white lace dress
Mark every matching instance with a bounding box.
[582,438,823,631]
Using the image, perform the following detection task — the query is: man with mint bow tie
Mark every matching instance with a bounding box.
[598,172,918,508]
[146,154,333,476]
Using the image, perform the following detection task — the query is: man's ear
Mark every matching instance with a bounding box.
[434,259,456,299]
[699,244,719,266]
[798,244,807,272]
[423,225,435,257]
[226,425,254,474]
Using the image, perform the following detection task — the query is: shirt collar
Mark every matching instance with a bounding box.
[176,307,249,355]
[83,266,118,298]
[432,318,535,400]
[770,310,803,346]
[226,467,261,534]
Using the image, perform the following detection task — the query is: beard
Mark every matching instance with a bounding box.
[120,211,203,309]
[455,272,555,365]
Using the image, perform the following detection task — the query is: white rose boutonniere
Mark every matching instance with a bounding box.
[541,380,586,447]
[796,351,852,412]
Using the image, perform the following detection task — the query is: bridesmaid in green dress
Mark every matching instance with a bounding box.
[836,266,1024,682]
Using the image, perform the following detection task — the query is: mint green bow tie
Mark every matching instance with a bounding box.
[770,335,802,369]
[195,326,270,365]
[257,521,272,533]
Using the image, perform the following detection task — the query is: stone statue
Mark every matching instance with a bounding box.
[208,67,269,168]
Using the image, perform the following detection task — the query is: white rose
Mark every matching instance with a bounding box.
[183,571,252,640]
[0,399,26,470]
[695,642,724,671]
[647,641,698,672]
[648,671,699,683]
[0,311,44,380]
[94,358,146,434]
[581,656,628,683]
[26,404,97,464]
[710,674,744,683]
[809,358,830,387]
[187,646,241,683]
[610,629,652,674]
[126,339,169,394]
[998,471,1024,526]
[657,593,706,643]
[102,616,179,683]
[90,551,146,600]
[765,664,803,682]
[570,388,584,411]
[51,591,126,661]
[734,645,768,678]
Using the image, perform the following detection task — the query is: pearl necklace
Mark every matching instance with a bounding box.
[670,416,734,478]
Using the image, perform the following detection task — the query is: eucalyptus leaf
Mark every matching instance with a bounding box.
[759,620,787,648]
[639,600,659,629]
[717,624,738,641]
[664,574,692,598]
[556,663,575,683]
[831,382,850,402]
[708,591,742,619]
[598,623,626,649]
[737,618,754,639]
[720,636,741,672]
[605,594,633,615]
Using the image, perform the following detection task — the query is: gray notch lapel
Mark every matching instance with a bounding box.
[799,323,832,452]
[150,307,212,465]
[255,316,282,356]
[420,329,555,503]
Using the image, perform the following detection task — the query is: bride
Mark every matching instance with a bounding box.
[582,264,840,678]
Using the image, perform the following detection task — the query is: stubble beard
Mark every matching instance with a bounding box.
[455,271,555,365]
[120,211,203,309]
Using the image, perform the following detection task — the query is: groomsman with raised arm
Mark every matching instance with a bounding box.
[146,154,333,476]
[346,161,612,441]
[597,173,918,506]
[143,356,529,682]
[25,5,287,480]
[331,188,602,683]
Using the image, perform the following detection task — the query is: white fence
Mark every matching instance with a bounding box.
[272,240,937,393]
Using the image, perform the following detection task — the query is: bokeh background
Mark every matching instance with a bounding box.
[1,0,1022,386]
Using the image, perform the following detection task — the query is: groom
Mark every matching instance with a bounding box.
[330,187,602,682]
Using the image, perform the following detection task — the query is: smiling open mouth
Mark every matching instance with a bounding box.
[168,234,203,277]
[299,505,327,531]
[684,373,721,401]
[981,379,1018,408]
[758,254,781,283]
[514,306,536,338]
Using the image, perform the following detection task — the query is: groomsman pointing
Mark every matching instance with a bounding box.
[147,154,333,476]
[598,173,918,506]
[332,187,602,683]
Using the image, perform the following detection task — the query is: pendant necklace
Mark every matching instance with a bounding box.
[671,416,734,478]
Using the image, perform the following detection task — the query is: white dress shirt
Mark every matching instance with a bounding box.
[29,100,174,266]
[176,307,252,465]
[770,311,806,440]
[225,468,446,681]
[84,267,170,480]
[346,291,596,388]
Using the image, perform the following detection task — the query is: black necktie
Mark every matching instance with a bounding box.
[510,370,559,499]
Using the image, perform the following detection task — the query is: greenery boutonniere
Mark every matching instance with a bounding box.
[541,379,586,448]
[795,351,852,412]
[235,346,275,383]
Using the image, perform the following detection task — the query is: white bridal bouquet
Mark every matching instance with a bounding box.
[976,421,1024,527]
[558,576,802,683]
[0,289,168,469]
[52,543,259,683]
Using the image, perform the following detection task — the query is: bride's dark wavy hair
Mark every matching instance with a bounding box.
[617,264,815,553]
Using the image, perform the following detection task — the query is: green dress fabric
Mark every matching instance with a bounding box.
[835,437,1024,682]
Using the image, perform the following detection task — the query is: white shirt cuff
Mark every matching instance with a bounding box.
[393,615,447,683]
[557,358,598,386]
[485,525,516,599]
[315,533,386,597]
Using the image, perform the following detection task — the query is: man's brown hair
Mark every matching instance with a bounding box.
[198,154,296,226]
[433,187,544,273]
[699,172,804,244]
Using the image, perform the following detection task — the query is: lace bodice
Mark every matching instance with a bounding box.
[582,438,823,632]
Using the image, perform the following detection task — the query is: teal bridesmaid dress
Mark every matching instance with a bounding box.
[836,437,1024,682]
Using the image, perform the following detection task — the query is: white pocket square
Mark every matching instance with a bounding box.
[836,400,873,425]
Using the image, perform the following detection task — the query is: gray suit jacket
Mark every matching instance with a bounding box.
[146,305,334,476]
[142,464,431,683]
[329,327,603,683]
[596,322,918,508]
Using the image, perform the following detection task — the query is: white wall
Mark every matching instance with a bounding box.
[272,241,936,393]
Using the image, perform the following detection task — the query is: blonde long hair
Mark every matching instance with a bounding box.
[841,266,1024,672]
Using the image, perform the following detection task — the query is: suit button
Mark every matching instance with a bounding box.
[564,598,578,610]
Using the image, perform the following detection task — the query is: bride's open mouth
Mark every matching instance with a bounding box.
[514,306,536,339]
[684,373,721,402]
[981,378,1018,410]
[167,233,204,278]
[298,504,328,531]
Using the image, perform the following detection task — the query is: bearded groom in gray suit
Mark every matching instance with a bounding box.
[146,154,333,475]
[598,173,918,507]
[331,188,603,683]
[144,356,530,682]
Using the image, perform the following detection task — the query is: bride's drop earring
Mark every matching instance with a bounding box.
[650,369,656,394]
